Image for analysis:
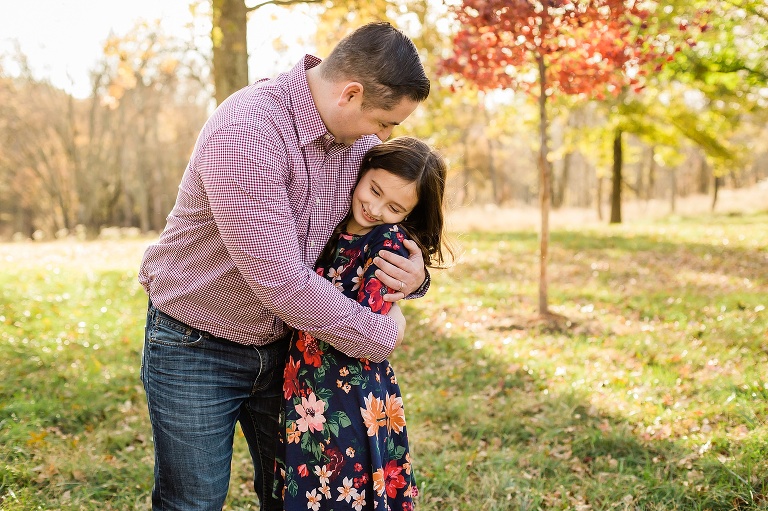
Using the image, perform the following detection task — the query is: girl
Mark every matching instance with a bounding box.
[274,136,451,511]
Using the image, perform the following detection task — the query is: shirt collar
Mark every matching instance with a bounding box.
[287,55,334,148]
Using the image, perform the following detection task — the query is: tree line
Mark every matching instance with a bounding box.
[0,0,766,240]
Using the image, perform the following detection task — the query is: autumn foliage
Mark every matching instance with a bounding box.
[440,0,662,99]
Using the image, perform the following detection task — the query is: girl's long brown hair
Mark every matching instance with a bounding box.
[317,136,453,269]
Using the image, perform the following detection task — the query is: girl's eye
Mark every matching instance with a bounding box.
[371,187,380,196]
[390,206,400,213]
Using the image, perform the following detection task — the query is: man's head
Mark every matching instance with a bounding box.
[309,22,430,145]
[321,22,430,111]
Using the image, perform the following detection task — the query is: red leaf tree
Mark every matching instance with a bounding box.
[440,0,660,317]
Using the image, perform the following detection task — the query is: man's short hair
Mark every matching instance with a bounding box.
[321,22,430,110]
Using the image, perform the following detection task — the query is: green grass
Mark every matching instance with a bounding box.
[1,213,767,510]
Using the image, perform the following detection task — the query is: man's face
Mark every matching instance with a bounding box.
[333,97,419,146]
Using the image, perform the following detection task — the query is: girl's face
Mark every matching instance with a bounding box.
[347,167,418,235]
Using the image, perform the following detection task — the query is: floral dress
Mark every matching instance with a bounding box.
[274,224,418,511]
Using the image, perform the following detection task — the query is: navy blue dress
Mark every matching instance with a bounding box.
[274,224,417,511]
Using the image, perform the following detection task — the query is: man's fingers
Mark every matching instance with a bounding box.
[374,253,410,285]
[374,265,405,291]
[382,290,406,303]
[402,238,421,257]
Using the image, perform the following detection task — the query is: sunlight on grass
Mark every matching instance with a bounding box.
[1,214,767,510]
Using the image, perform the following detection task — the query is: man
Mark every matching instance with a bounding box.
[138,22,430,511]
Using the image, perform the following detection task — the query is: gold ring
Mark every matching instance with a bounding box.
[399,280,404,292]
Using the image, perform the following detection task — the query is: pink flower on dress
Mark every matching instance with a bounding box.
[295,392,326,433]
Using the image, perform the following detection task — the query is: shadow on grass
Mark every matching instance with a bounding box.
[394,308,767,511]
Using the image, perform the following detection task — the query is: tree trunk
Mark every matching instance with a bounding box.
[459,132,471,206]
[610,128,623,224]
[488,137,499,205]
[698,153,710,194]
[669,169,677,214]
[636,146,646,200]
[480,105,501,205]
[648,145,656,201]
[536,54,550,316]
[596,176,603,221]
[711,175,722,211]
[212,0,249,105]
[553,150,570,208]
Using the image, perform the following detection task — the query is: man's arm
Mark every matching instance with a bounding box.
[198,126,397,362]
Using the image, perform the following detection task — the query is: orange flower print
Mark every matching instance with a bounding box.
[372,468,385,496]
[286,421,301,444]
[296,392,326,433]
[404,452,413,475]
[360,393,386,437]
[385,393,406,434]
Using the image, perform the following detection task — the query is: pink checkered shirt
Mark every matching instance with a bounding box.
[138,55,398,362]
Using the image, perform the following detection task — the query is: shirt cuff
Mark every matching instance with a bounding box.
[405,268,430,300]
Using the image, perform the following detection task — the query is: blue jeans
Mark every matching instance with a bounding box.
[140,302,288,511]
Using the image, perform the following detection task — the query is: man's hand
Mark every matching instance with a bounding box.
[374,239,426,302]
[386,303,406,348]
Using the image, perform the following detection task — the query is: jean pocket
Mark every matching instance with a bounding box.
[148,313,206,347]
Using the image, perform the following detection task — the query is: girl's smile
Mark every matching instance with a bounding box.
[346,167,418,235]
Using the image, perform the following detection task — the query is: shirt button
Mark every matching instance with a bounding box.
[324,134,331,141]
[310,241,315,247]
[316,198,321,205]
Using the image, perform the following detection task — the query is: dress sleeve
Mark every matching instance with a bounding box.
[355,224,412,315]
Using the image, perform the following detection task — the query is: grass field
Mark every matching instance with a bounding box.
[1,211,767,510]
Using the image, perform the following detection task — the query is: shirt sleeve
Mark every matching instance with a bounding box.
[406,269,431,300]
[196,123,397,362]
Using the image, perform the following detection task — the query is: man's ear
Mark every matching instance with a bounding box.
[338,82,364,106]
